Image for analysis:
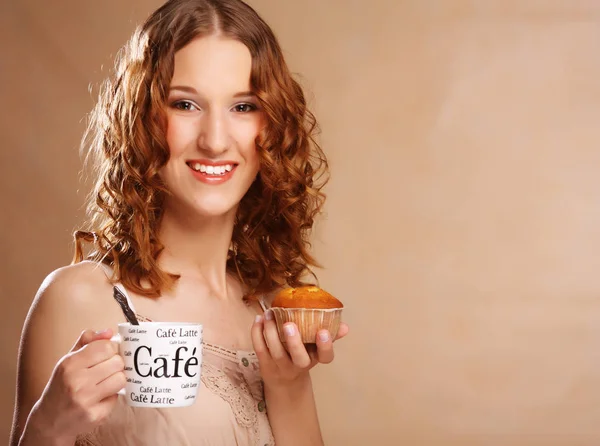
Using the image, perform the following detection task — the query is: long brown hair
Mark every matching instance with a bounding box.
[74,0,329,298]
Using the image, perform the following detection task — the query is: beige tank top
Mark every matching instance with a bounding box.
[76,281,275,446]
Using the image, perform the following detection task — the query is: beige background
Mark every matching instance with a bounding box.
[3,0,600,444]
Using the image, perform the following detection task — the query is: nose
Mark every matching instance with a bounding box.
[197,109,230,155]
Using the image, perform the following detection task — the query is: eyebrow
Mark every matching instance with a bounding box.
[169,85,256,98]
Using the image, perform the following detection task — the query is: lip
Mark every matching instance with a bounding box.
[186,159,238,167]
[186,160,238,185]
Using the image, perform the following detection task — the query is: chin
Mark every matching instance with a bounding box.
[189,196,241,219]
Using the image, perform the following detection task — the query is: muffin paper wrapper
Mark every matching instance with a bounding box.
[270,307,343,344]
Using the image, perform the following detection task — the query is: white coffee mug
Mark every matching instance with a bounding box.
[112,322,203,408]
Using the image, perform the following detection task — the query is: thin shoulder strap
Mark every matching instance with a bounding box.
[96,262,140,325]
[258,295,270,312]
[113,286,140,325]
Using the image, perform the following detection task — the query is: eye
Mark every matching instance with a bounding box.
[172,100,198,111]
[233,103,257,113]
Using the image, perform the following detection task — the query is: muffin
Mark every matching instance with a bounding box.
[270,286,343,344]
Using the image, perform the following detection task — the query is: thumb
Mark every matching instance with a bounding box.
[71,328,113,352]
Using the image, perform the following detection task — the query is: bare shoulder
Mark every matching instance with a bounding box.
[23,260,125,355]
[32,260,113,312]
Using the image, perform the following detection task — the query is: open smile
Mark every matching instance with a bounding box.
[186,160,239,184]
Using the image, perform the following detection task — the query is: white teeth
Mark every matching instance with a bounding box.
[189,163,234,175]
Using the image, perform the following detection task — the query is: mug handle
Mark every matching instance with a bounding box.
[110,334,126,396]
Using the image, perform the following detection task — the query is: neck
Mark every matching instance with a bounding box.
[157,201,237,297]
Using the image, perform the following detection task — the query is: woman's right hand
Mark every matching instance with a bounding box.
[26,328,125,444]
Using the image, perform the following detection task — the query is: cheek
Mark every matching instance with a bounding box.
[166,117,195,157]
[245,147,260,177]
[242,137,260,175]
[236,117,263,164]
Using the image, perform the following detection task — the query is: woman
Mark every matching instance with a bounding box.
[9,0,349,444]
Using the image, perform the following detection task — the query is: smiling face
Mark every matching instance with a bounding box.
[161,35,264,220]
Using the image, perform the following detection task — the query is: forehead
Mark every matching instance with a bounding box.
[170,36,253,95]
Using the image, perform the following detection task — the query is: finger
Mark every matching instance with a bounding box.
[282,323,311,368]
[72,329,112,352]
[251,315,272,365]
[315,329,335,364]
[71,330,112,352]
[88,354,125,385]
[72,330,95,351]
[79,339,120,368]
[94,371,127,401]
[334,323,349,341]
[262,310,291,367]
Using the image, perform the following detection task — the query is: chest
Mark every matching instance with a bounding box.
[128,277,262,350]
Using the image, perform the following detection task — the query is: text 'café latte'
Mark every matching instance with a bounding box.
[113,322,203,408]
[156,327,200,338]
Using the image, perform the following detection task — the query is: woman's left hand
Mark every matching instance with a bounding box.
[251,309,349,388]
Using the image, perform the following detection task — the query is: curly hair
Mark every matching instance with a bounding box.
[73,0,329,299]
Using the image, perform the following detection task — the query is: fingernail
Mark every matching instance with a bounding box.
[255,315,263,323]
[264,309,273,321]
[284,324,295,337]
[318,330,330,342]
[95,328,110,335]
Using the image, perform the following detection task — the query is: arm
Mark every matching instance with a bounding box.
[251,311,349,446]
[9,263,125,446]
[264,373,323,445]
